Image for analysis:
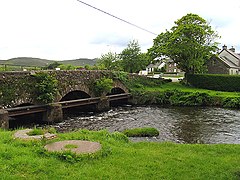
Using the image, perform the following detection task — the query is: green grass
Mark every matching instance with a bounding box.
[122,127,159,137]
[0,129,240,179]
[64,144,78,149]
[142,82,240,97]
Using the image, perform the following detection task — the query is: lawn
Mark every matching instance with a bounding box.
[0,129,240,179]
[143,82,240,97]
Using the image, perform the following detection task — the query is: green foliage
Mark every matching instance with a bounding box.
[186,73,240,92]
[131,89,212,106]
[97,52,121,71]
[58,64,76,70]
[148,13,219,74]
[124,75,166,91]
[120,40,150,73]
[122,127,159,137]
[33,72,58,103]
[93,78,113,96]
[112,71,128,82]
[46,62,62,69]
[169,91,212,106]
[222,97,240,108]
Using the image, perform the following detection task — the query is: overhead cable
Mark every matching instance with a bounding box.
[76,0,157,36]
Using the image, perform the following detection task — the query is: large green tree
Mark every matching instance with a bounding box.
[148,13,220,74]
[120,40,150,73]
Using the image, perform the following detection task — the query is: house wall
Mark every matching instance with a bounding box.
[207,57,229,74]
[229,68,239,75]
[166,62,181,73]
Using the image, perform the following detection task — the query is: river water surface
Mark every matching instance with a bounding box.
[50,106,240,144]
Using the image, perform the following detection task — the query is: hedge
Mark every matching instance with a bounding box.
[186,74,240,92]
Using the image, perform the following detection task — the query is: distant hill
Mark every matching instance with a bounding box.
[0,57,97,67]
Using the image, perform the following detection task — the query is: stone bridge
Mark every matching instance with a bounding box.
[0,70,130,128]
[0,70,128,107]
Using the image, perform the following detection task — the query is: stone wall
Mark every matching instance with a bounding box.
[207,57,229,74]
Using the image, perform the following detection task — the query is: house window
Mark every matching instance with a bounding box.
[174,63,177,66]
[174,69,177,72]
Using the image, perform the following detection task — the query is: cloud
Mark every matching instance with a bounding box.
[0,0,240,59]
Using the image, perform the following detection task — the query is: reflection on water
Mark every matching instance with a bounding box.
[50,106,240,144]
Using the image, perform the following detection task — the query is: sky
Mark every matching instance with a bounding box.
[0,0,240,60]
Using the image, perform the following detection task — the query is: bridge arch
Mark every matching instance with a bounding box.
[60,90,91,102]
[56,84,93,102]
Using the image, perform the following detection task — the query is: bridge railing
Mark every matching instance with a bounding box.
[5,93,131,117]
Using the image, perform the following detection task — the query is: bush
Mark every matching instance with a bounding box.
[33,72,58,103]
[93,78,113,96]
[222,97,240,108]
[186,73,240,92]
[122,127,159,137]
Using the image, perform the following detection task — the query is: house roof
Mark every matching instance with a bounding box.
[219,56,239,68]
[217,48,240,69]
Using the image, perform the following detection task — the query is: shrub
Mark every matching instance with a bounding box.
[122,127,159,137]
[186,73,240,92]
[93,78,113,96]
[222,97,240,108]
[33,72,58,103]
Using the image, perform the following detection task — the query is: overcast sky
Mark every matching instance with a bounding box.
[0,0,240,60]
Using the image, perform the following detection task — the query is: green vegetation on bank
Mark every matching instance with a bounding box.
[0,129,240,179]
[127,76,240,108]
[122,127,159,137]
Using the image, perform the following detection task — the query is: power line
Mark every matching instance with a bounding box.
[76,0,157,36]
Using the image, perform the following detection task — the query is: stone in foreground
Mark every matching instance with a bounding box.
[44,140,102,154]
[14,129,57,140]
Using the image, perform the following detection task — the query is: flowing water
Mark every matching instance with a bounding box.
[47,105,240,144]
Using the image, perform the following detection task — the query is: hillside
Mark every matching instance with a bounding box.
[0,57,97,67]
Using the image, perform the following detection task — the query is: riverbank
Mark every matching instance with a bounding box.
[130,82,240,108]
[0,129,240,179]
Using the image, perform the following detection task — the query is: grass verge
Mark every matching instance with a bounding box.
[0,129,240,179]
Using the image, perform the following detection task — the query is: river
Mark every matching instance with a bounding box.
[47,105,240,144]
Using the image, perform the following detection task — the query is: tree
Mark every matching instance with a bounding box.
[148,13,220,74]
[120,40,150,73]
[96,51,120,70]
[46,62,62,70]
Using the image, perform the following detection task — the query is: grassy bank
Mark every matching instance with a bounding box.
[0,129,240,179]
[130,82,240,108]
[142,82,240,97]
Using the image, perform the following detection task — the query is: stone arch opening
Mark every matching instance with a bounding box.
[107,87,125,95]
[9,103,44,129]
[107,87,128,107]
[60,90,91,101]
[60,90,96,114]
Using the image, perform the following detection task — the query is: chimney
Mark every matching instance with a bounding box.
[222,44,227,50]
[229,46,235,52]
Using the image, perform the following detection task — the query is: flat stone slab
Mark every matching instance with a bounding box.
[44,140,102,154]
[14,129,57,140]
